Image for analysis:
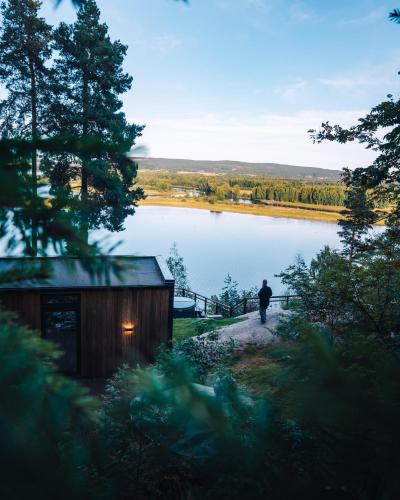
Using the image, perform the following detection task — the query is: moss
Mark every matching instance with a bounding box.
[228,345,284,396]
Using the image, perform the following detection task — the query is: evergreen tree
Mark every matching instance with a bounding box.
[45,0,144,242]
[338,168,378,265]
[0,0,52,255]
[218,274,240,308]
[166,242,189,289]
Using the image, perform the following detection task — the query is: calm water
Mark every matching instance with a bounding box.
[94,206,346,297]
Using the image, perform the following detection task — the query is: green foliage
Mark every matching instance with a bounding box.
[229,345,282,396]
[216,273,240,306]
[280,236,400,337]
[1,3,400,498]
[209,274,257,315]
[251,178,346,206]
[0,0,51,138]
[0,0,53,253]
[310,87,400,232]
[43,0,144,238]
[139,170,347,207]
[166,242,189,289]
[338,168,379,263]
[101,358,262,499]
[161,331,236,383]
[0,311,106,499]
[99,324,400,499]
[0,136,115,260]
[138,156,341,180]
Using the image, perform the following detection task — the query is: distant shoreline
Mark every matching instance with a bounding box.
[140,197,343,224]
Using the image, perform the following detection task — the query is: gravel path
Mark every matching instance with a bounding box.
[207,309,291,348]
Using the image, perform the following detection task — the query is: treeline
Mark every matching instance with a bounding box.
[138,171,346,206]
[251,182,346,206]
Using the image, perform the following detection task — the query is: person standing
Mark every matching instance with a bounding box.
[258,279,272,324]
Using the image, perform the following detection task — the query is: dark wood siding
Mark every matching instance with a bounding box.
[0,291,41,330]
[0,286,171,378]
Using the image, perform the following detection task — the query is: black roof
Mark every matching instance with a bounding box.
[0,256,174,290]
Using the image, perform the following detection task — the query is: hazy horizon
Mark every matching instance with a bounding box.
[36,1,400,170]
[136,155,343,172]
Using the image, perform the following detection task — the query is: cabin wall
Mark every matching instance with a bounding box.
[0,286,173,377]
[0,291,42,330]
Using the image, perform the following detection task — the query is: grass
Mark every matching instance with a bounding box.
[174,317,290,396]
[173,317,246,342]
[141,196,343,223]
[174,318,294,396]
[263,199,344,213]
[228,345,288,396]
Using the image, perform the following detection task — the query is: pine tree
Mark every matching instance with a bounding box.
[338,169,378,265]
[166,242,189,289]
[45,0,144,243]
[0,0,52,255]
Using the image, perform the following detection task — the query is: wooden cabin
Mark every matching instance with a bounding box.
[0,256,174,378]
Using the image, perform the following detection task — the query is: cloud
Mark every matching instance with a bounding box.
[278,79,308,98]
[132,110,377,170]
[319,56,400,90]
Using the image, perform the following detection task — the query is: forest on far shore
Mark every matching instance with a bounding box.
[138,170,348,207]
[136,157,342,180]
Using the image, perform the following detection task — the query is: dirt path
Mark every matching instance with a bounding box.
[207,309,291,347]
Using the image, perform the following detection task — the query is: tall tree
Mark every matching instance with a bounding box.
[45,0,144,243]
[338,169,378,266]
[0,0,52,255]
[166,242,189,289]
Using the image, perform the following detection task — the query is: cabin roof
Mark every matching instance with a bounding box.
[0,256,174,290]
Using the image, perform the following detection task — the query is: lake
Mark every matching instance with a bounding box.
[94,206,347,297]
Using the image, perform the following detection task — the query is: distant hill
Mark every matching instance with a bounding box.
[136,157,342,181]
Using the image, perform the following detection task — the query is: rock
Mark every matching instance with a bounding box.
[210,309,291,348]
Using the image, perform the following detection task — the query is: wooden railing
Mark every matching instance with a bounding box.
[176,288,300,318]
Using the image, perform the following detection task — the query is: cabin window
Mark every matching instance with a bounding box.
[41,294,80,374]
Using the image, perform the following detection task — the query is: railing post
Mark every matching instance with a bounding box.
[182,289,185,297]
[204,298,207,316]
[230,306,233,317]
[243,298,247,314]
[286,295,289,307]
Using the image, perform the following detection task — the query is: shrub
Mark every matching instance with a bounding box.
[0,312,105,500]
[159,331,236,384]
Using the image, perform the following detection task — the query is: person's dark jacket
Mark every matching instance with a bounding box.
[258,285,272,308]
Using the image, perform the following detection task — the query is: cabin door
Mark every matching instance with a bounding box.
[41,294,80,374]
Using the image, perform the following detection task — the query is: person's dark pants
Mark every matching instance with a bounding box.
[260,307,267,324]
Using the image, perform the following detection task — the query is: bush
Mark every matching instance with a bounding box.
[0,312,105,500]
[160,331,236,383]
[99,323,400,499]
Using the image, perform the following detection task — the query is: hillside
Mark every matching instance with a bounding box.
[136,157,342,180]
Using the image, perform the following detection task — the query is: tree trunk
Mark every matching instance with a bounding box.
[80,73,90,247]
[29,59,38,256]
[348,227,355,269]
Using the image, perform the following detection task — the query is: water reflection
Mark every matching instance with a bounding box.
[93,206,355,296]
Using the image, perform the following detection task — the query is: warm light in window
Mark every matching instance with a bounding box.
[122,323,136,336]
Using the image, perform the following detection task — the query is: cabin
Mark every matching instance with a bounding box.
[0,256,174,378]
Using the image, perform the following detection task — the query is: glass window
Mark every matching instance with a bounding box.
[43,295,79,306]
[42,294,80,373]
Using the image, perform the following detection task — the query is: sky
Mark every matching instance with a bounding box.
[40,0,400,169]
